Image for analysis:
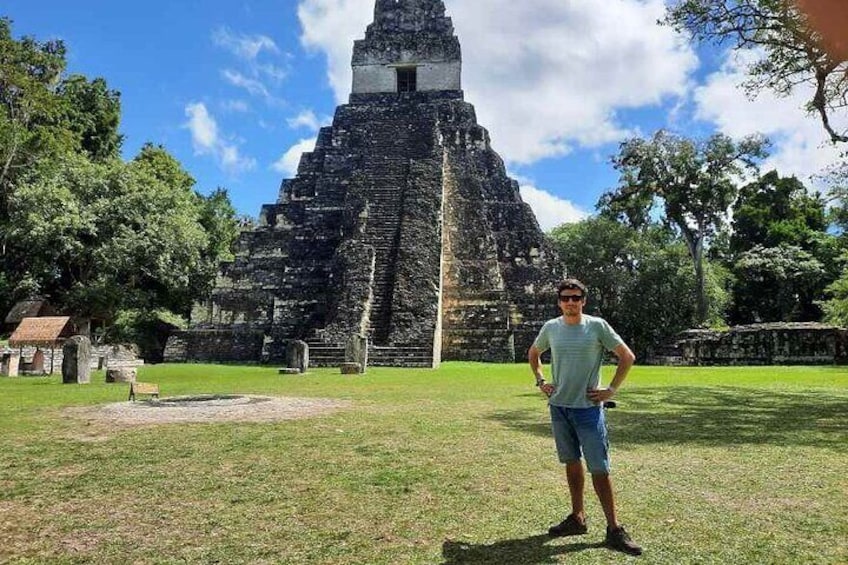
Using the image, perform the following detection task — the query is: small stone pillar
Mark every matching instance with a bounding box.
[345,334,368,374]
[7,354,20,377]
[62,336,92,384]
[286,340,309,373]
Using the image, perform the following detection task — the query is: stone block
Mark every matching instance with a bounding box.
[62,335,92,384]
[106,368,137,383]
[340,362,362,375]
[1,353,19,377]
[345,335,368,374]
[285,340,309,373]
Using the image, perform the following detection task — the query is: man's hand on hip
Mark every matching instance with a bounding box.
[587,387,616,403]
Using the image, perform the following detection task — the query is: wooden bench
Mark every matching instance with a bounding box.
[128,382,160,402]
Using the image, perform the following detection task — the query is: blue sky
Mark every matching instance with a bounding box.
[4,0,843,230]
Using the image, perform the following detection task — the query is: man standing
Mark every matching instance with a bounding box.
[528,278,642,556]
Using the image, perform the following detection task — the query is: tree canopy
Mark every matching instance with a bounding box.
[730,170,827,253]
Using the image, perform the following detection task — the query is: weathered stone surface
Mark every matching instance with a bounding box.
[106,368,137,383]
[650,323,848,366]
[341,362,362,375]
[62,335,92,384]
[1,353,20,377]
[345,335,368,374]
[285,340,309,373]
[167,0,561,368]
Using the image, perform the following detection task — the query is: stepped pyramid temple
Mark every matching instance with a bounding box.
[165,0,562,367]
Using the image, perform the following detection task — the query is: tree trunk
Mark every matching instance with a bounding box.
[681,230,708,326]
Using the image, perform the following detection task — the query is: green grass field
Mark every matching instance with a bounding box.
[1,363,846,564]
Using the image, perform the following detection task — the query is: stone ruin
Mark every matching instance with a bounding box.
[62,335,92,384]
[165,0,562,368]
[649,323,848,366]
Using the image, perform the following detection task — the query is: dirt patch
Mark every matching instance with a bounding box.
[65,395,352,427]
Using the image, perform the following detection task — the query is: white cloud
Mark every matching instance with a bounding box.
[185,102,218,151]
[694,50,844,186]
[222,69,270,99]
[287,109,329,131]
[213,27,280,61]
[298,0,372,100]
[213,27,290,102]
[520,184,590,231]
[255,63,289,83]
[272,137,318,177]
[221,99,250,113]
[184,102,257,174]
[297,0,697,164]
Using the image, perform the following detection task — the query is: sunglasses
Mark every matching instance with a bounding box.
[558,295,584,303]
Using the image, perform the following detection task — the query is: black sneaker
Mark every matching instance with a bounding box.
[605,525,642,556]
[548,514,588,537]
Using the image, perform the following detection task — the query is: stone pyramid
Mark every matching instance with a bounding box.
[166,0,562,367]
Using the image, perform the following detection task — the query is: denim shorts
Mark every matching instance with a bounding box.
[549,405,610,474]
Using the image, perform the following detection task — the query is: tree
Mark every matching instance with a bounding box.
[0,17,69,222]
[598,130,767,324]
[548,217,729,356]
[663,0,848,144]
[725,170,837,324]
[822,265,848,326]
[731,244,826,323]
[7,150,209,321]
[57,75,123,161]
[731,171,827,254]
[199,187,240,264]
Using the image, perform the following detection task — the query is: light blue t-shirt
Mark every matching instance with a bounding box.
[533,315,624,408]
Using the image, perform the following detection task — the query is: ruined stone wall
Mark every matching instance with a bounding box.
[650,323,848,366]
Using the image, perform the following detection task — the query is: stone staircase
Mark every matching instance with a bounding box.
[362,180,406,344]
[305,339,433,368]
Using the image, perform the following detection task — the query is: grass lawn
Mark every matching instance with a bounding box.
[1,363,846,564]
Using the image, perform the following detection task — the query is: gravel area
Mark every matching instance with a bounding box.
[66,395,352,426]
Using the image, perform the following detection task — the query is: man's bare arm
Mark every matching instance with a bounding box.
[587,343,635,403]
[529,345,555,397]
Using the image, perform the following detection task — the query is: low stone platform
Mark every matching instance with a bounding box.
[649,322,848,366]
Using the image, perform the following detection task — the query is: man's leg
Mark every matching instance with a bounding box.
[548,406,589,537]
[566,460,586,522]
[591,472,618,528]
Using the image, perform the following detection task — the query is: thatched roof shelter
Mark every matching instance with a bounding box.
[4,299,56,326]
[9,317,75,348]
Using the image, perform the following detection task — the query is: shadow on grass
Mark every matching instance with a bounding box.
[489,387,848,451]
[441,535,603,564]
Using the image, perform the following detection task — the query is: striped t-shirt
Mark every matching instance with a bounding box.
[533,315,624,408]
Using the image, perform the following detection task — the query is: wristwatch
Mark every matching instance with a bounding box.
[535,377,545,387]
